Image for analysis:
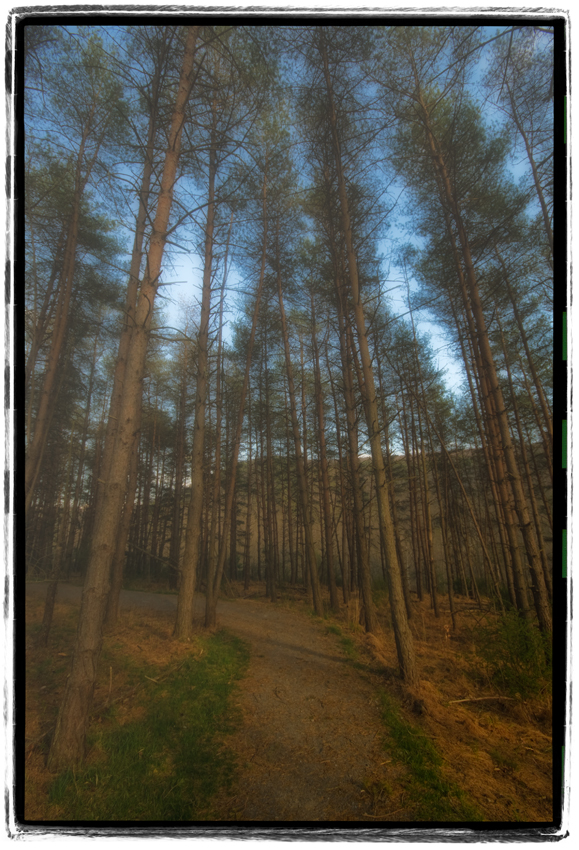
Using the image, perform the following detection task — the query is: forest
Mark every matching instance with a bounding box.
[23,21,558,824]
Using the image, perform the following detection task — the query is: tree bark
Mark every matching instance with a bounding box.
[311,298,339,612]
[415,88,548,630]
[175,50,218,638]
[276,223,324,617]
[48,27,200,769]
[319,31,417,682]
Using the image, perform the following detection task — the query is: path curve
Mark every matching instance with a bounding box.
[26,582,394,821]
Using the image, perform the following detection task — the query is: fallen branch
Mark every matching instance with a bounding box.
[363,808,405,819]
[448,696,516,704]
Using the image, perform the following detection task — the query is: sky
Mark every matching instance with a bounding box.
[159,22,540,399]
[24,20,545,404]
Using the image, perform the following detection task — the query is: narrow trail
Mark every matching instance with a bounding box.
[26,582,395,821]
[207,597,388,821]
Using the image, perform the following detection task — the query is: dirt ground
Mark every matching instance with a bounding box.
[24,580,554,824]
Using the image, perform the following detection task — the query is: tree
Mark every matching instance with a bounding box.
[48,26,201,769]
[376,26,551,633]
[175,25,268,637]
[310,27,418,681]
[25,30,125,512]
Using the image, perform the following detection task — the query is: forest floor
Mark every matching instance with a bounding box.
[24,579,554,824]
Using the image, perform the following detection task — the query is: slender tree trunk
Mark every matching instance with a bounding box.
[48,28,200,769]
[496,246,553,449]
[398,388,421,601]
[334,262,377,631]
[311,300,339,612]
[319,32,416,682]
[264,347,278,602]
[169,338,190,586]
[105,436,139,625]
[25,224,67,393]
[205,171,267,626]
[244,411,253,593]
[95,49,166,537]
[326,353,350,604]
[505,79,553,257]
[498,318,552,627]
[428,444,456,629]
[376,362,412,619]
[205,217,230,619]
[64,325,101,576]
[276,223,324,617]
[525,419,553,532]
[38,427,76,646]
[26,106,104,512]
[285,400,297,587]
[404,382,505,610]
[175,58,219,638]
[417,90,548,629]
[518,357,553,487]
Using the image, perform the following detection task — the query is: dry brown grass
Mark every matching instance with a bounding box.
[219,580,553,822]
[350,592,553,822]
[24,582,553,824]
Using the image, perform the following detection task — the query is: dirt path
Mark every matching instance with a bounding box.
[207,598,389,821]
[26,582,394,821]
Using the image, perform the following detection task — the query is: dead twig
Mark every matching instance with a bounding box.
[448,696,516,704]
[363,808,405,819]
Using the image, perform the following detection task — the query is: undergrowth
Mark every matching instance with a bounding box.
[470,610,552,699]
[48,630,249,821]
[379,692,483,821]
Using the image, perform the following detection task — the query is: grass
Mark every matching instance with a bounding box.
[325,622,358,660]
[470,609,552,699]
[378,692,483,821]
[489,747,519,773]
[47,630,249,821]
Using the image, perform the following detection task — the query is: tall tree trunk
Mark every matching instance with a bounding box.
[505,79,553,257]
[95,47,167,541]
[326,352,350,604]
[264,345,278,602]
[205,215,231,618]
[105,435,139,626]
[205,170,268,626]
[63,325,101,576]
[311,299,339,612]
[38,426,76,646]
[319,32,416,682]
[403,380,505,610]
[330,237,376,630]
[25,105,105,512]
[416,88,548,630]
[495,246,553,451]
[497,318,552,625]
[175,59,218,638]
[48,27,200,769]
[169,337,190,586]
[276,223,324,617]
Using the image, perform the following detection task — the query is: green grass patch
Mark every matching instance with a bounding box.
[49,630,249,821]
[379,692,483,821]
[325,622,359,660]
